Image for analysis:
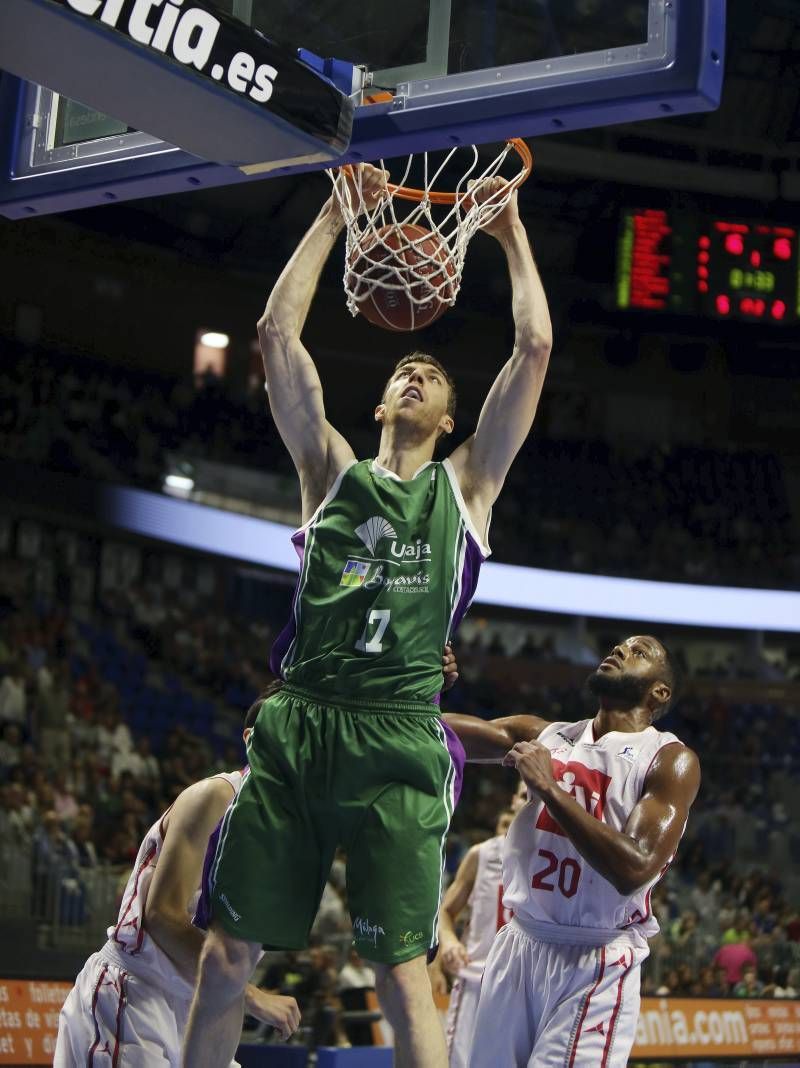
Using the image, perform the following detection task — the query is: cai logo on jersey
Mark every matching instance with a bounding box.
[536,760,612,837]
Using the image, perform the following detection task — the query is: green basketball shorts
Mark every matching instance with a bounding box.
[206,685,465,965]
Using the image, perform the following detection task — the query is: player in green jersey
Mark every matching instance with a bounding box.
[184,165,553,1068]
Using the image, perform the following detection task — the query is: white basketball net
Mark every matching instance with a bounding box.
[328,142,529,324]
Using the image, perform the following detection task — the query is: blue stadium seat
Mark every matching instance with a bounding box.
[317,1049,393,1067]
[235,1046,309,1067]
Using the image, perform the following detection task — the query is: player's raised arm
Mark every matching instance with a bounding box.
[504,740,701,894]
[257,166,387,519]
[443,712,550,761]
[449,182,553,523]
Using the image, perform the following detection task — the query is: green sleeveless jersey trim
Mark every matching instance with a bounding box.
[269,458,490,703]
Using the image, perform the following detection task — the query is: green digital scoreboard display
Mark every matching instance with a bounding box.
[54,98,132,147]
[616,209,800,323]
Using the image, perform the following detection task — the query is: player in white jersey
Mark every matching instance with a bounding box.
[444,634,700,1068]
[55,699,300,1067]
[434,785,525,1068]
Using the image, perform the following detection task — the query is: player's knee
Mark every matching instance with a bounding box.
[197,929,254,998]
[374,956,429,1012]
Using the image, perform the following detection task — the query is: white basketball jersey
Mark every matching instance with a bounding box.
[503,720,684,947]
[461,835,511,981]
[103,770,243,997]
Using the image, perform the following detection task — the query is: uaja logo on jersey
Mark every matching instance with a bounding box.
[536,760,611,837]
[354,516,432,561]
[355,517,397,555]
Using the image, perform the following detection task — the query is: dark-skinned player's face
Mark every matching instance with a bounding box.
[375,362,453,439]
[586,635,671,711]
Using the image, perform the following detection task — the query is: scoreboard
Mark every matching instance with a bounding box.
[616,209,800,323]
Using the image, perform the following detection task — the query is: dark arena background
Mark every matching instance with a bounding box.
[1,0,799,1065]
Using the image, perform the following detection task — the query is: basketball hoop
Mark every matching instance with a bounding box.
[328,139,533,331]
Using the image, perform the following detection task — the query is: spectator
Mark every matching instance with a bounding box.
[52,769,80,826]
[772,967,799,998]
[36,659,71,768]
[733,964,764,997]
[72,814,99,869]
[31,809,84,922]
[706,965,732,997]
[338,949,376,992]
[688,870,719,922]
[0,723,23,775]
[95,706,132,768]
[712,936,758,986]
[0,660,26,726]
[0,782,35,851]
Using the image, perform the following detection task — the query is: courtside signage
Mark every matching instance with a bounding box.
[0,980,70,1065]
[0,0,353,166]
[633,997,800,1059]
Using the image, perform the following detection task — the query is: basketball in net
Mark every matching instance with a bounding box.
[330,139,533,333]
[348,222,457,332]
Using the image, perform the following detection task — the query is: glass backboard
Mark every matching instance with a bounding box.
[0,0,725,218]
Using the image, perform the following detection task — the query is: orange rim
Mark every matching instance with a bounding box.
[341,138,533,205]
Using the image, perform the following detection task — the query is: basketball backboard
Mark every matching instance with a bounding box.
[0,0,726,218]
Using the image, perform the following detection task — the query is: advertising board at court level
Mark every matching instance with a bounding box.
[0,979,71,1065]
[0,981,799,1062]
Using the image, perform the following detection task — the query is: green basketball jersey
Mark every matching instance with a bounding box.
[269,458,489,703]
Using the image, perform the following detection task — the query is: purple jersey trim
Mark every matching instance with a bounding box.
[268,529,306,677]
[451,531,485,637]
[193,818,222,932]
[440,718,465,807]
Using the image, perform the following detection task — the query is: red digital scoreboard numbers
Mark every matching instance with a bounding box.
[616,210,800,323]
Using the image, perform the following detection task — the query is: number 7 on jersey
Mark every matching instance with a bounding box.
[355,609,391,654]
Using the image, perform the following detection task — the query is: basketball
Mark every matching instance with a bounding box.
[348,222,457,332]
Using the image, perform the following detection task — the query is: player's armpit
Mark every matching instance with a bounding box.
[442,712,549,761]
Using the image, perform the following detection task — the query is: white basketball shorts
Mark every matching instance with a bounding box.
[468,919,647,1068]
[54,950,239,1067]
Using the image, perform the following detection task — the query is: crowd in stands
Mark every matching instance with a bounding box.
[1,336,799,1042]
[2,343,798,589]
[0,594,798,1033]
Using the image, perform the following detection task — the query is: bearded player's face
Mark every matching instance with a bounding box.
[586,635,669,708]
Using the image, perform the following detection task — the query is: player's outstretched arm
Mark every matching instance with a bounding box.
[504,740,701,894]
[443,712,550,762]
[448,182,553,524]
[437,844,479,977]
[257,165,386,519]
